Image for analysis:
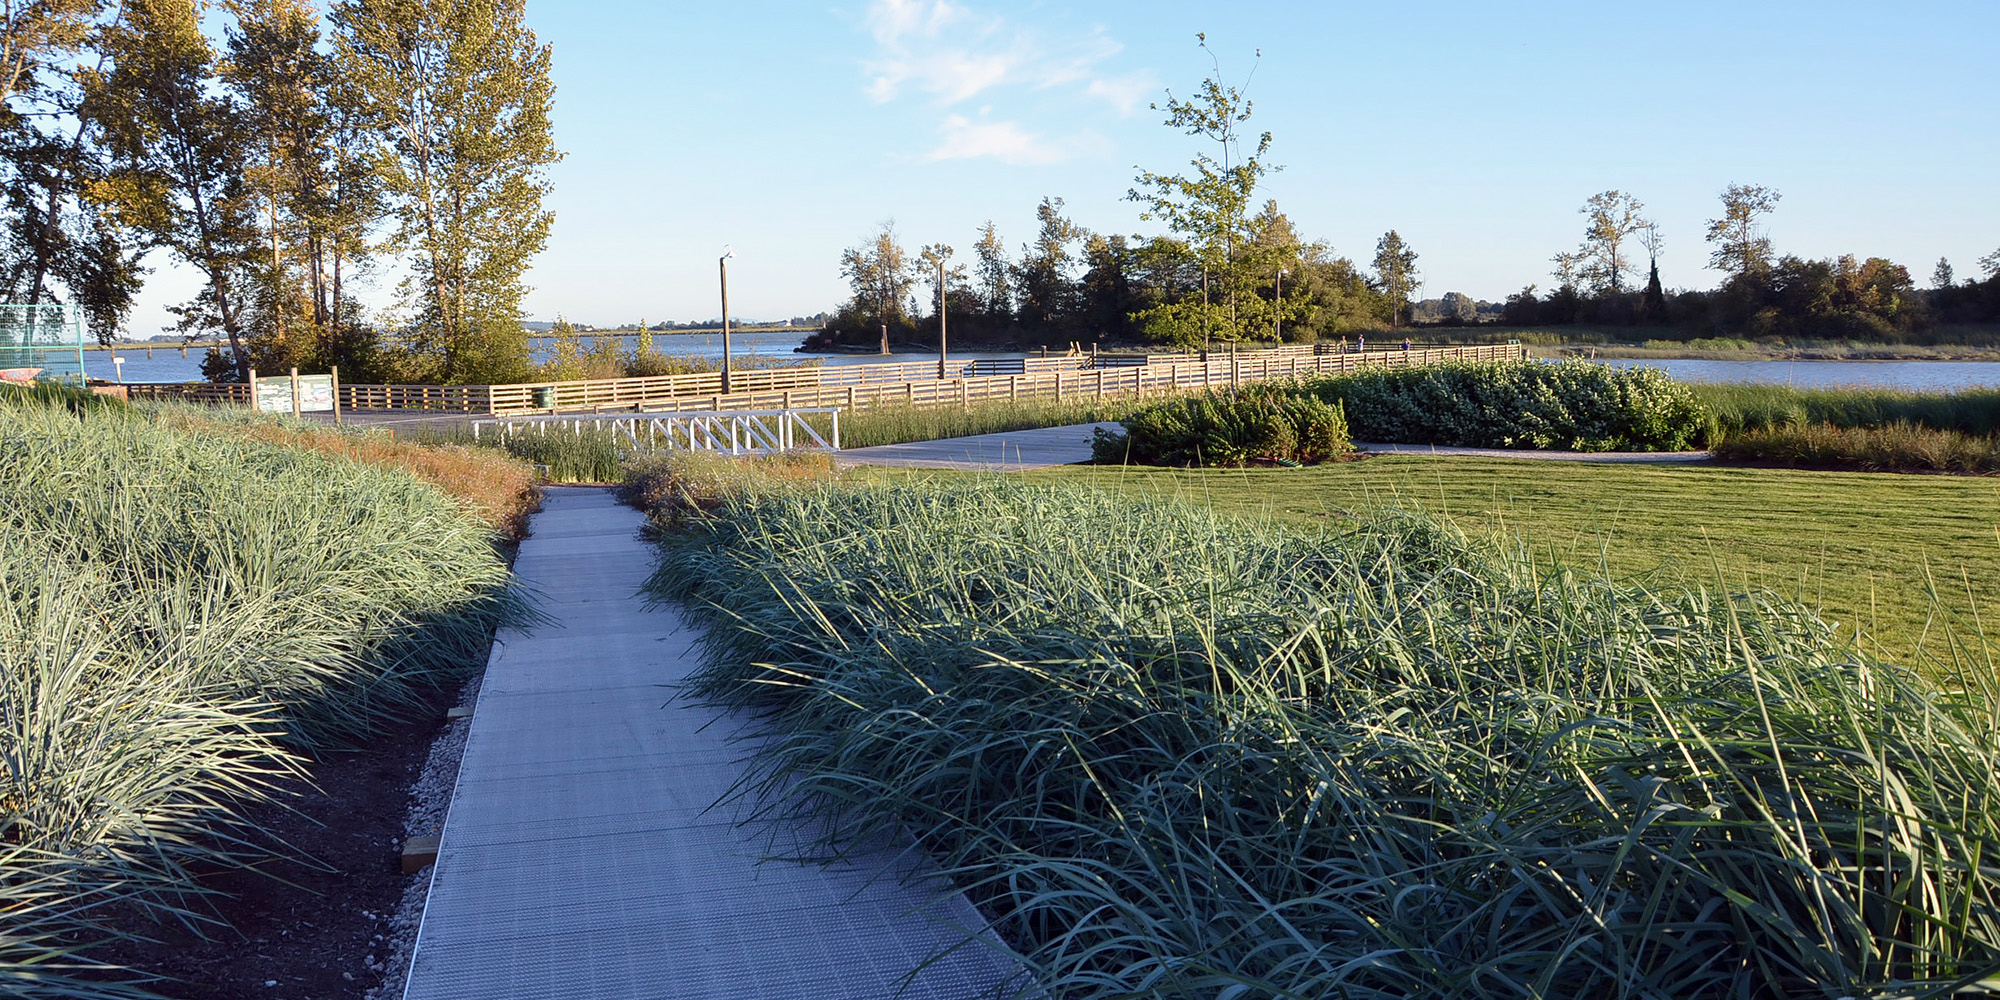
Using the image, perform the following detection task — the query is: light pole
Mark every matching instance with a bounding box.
[1275,268,1288,343]
[878,278,891,355]
[932,246,955,379]
[1201,266,1211,351]
[718,246,734,395]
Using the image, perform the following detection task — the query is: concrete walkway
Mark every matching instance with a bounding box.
[402,487,1031,1000]
[835,422,1120,470]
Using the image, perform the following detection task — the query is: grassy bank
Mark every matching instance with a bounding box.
[1694,382,2000,437]
[1687,383,2000,475]
[1023,457,2000,664]
[824,397,1131,449]
[404,423,629,484]
[153,406,541,533]
[1715,423,2000,474]
[0,387,530,996]
[647,477,2000,998]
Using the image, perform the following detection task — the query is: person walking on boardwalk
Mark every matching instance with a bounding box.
[1402,337,1412,352]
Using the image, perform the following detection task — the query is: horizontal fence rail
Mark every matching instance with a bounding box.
[471,408,841,455]
[121,343,1526,418]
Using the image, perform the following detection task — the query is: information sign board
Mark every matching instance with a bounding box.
[256,374,335,413]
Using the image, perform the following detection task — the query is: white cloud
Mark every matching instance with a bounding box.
[924,115,1074,165]
[1085,71,1159,116]
[865,0,961,46]
[859,0,1152,113]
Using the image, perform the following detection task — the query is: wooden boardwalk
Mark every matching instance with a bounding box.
[128,343,1528,417]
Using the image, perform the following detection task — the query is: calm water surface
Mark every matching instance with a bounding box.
[86,329,1000,383]
[83,336,2000,393]
[1605,359,2000,392]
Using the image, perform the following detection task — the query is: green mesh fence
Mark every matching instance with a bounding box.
[0,304,86,382]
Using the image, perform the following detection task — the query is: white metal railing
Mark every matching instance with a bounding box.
[471,407,841,455]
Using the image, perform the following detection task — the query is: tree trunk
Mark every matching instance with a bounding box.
[269,186,285,348]
[213,271,248,382]
[332,247,342,356]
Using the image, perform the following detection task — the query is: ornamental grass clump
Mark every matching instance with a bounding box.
[1093,385,1351,466]
[651,478,2000,999]
[1715,420,2000,474]
[832,397,1128,449]
[1695,383,2000,438]
[1314,359,1710,451]
[0,386,527,994]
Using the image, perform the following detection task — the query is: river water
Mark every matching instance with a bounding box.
[1603,359,2000,392]
[74,335,2000,393]
[80,330,996,384]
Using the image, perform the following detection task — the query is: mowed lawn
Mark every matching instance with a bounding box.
[1007,457,2000,665]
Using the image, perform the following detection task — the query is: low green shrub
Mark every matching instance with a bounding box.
[1311,359,1710,451]
[1092,385,1351,466]
[651,479,2000,999]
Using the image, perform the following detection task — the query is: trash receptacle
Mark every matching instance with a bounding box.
[534,386,556,409]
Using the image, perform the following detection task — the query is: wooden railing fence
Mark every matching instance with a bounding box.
[121,343,1526,417]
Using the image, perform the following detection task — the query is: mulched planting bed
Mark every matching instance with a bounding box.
[80,683,459,1000]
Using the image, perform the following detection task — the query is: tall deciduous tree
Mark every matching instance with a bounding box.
[1930,258,1953,290]
[1372,230,1418,328]
[224,0,330,369]
[1705,183,1781,280]
[971,219,1010,320]
[1128,34,1273,340]
[1014,195,1080,333]
[0,1,142,341]
[1639,220,1667,320]
[915,241,965,318]
[839,220,914,353]
[1575,190,1648,294]
[1246,199,1305,340]
[1078,232,1150,341]
[334,0,560,384]
[83,0,257,375]
[0,1,97,104]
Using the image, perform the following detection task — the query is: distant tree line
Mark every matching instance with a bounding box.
[816,38,1427,353]
[820,37,1998,351]
[1499,184,2000,339]
[812,206,1430,353]
[606,313,830,332]
[0,0,561,384]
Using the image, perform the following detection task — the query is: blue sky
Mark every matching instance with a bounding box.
[129,0,2000,333]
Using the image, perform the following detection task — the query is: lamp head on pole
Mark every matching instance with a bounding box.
[720,245,734,262]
